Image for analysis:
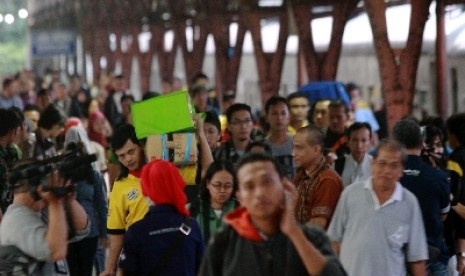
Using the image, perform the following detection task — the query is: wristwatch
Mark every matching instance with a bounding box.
[457,252,465,258]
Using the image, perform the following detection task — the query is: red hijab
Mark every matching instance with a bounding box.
[87,111,107,148]
[141,159,189,217]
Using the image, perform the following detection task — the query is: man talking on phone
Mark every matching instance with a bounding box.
[199,153,346,276]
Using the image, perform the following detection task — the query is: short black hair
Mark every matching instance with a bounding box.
[226,103,251,123]
[142,92,160,101]
[191,72,208,85]
[223,92,235,103]
[2,77,14,90]
[111,124,140,151]
[38,104,65,130]
[446,113,465,146]
[287,92,309,105]
[236,152,284,179]
[190,85,208,97]
[23,104,41,113]
[345,82,359,93]
[245,141,272,154]
[121,94,135,104]
[392,119,422,149]
[328,100,350,114]
[37,88,50,98]
[9,106,24,125]
[347,122,372,139]
[204,111,221,133]
[0,108,21,136]
[265,96,289,114]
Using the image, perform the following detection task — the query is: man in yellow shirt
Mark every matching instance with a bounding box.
[100,124,149,276]
[286,92,310,135]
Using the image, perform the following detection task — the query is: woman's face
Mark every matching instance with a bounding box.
[88,100,99,115]
[203,122,221,151]
[207,170,234,209]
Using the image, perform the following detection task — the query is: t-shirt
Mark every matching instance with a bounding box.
[328,179,428,276]
[400,155,450,264]
[107,174,149,233]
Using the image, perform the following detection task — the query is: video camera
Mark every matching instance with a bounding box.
[7,142,97,199]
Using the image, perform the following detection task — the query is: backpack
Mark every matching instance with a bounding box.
[0,245,40,275]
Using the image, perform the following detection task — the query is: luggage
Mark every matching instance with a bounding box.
[145,133,198,166]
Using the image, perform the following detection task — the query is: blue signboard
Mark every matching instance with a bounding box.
[31,30,76,56]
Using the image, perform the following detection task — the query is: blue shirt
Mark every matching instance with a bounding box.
[119,205,205,276]
[400,155,450,263]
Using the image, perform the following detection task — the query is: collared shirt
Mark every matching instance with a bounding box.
[0,94,23,110]
[364,179,403,210]
[341,154,372,187]
[328,178,428,276]
[288,120,309,136]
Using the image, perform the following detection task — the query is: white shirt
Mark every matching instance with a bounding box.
[341,154,372,187]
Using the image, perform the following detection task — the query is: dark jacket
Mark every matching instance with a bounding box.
[199,207,346,276]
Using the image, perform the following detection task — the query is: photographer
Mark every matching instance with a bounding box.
[0,164,90,275]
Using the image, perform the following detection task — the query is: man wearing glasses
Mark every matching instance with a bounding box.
[214,103,254,166]
[328,139,428,276]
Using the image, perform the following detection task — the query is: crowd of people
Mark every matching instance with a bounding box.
[0,69,464,276]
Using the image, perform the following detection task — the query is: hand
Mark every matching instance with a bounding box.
[458,256,465,275]
[192,114,206,136]
[37,171,68,204]
[280,179,299,236]
[99,270,116,276]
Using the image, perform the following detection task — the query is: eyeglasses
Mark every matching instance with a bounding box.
[229,119,252,126]
[210,182,233,191]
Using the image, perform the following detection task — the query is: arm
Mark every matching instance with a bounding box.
[280,179,327,275]
[194,114,213,178]
[45,199,68,261]
[452,203,465,219]
[408,261,426,276]
[100,234,124,276]
[66,197,89,233]
[331,241,341,256]
[37,176,69,261]
[457,238,465,275]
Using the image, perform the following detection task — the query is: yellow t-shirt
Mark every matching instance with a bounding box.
[107,174,149,233]
[179,164,197,185]
[288,120,309,136]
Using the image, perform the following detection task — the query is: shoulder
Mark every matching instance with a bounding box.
[318,167,343,185]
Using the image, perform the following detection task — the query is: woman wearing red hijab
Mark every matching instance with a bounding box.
[87,111,112,148]
[119,160,205,276]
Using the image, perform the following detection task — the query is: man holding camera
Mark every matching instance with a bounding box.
[0,169,89,275]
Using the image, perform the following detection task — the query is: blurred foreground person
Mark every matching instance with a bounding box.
[199,153,346,276]
[119,160,204,276]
